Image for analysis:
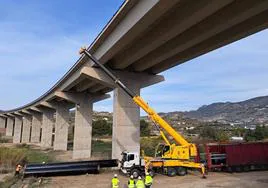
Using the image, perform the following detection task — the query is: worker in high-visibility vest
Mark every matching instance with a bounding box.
[112,174,120,188]
[136,176,145,188]
[128,175,135,188]
[145,172,153,188]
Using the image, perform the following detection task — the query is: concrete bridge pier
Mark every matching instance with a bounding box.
[54,101,70,151]
[6,116,14,137]
[13,114,23,143]
[77,67,164,159]
[72,96,93,159]
[111,71,164,159]
[0,116,6,129]
[40,108,55,148]
[30,111,42,143]
[53,91,110,159]
[73,94,109,159]
[112,83,140,159]
[21,113,32,143]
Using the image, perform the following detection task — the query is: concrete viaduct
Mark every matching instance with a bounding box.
[0,0,268,160]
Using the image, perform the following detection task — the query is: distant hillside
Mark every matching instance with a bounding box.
[67,96,268,127]
[184,96,268,124]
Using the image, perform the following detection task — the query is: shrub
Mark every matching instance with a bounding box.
[140,136,163,156]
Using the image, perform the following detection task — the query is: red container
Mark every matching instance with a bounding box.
[225,142,268,166]
[203,142,268,171]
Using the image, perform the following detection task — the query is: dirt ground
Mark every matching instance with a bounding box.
[40,170,268,188]
[2,143,268,187]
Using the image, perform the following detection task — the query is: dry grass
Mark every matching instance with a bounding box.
[0,147,26,173]
[0,145,56,174]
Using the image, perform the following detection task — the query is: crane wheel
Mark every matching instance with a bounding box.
[176,167,187,176]
[167,167,176,177]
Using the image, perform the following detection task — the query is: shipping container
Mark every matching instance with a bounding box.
[200,142,268,172]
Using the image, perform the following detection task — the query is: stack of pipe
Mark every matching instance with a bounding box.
[23,159,118,177]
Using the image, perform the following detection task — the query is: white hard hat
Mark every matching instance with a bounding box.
[130,175,134,179]
[114,174,118,177]
[146,172,149,175]
[138,176,142,180]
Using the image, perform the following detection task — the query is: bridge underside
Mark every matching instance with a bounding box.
[1,0,268,160]
[82,0,268,74]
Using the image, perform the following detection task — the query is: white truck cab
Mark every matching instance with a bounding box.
[120,151,145,178]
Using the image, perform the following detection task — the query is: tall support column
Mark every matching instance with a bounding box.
[41,109,54,148]
[52,92,109,159]
[54,103,70,151]
[0,116,6,129]
[31,112,42,143]
[13,115,22,143]
[73,97,93,159]
[21,115,32,143]
[6,116,14,136]
[112,83,140,159]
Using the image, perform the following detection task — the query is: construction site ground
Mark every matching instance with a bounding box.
[41,170,268,188]
[1,143,268,187]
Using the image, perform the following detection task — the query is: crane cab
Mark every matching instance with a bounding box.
[155,143,198,160]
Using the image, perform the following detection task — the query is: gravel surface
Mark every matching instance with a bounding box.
[42,170,268,188]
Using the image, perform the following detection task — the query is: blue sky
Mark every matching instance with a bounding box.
[0,1,268,113]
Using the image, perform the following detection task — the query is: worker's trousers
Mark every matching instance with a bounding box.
[145,185,151,188]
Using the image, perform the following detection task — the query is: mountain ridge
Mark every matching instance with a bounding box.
[184,95,268,124]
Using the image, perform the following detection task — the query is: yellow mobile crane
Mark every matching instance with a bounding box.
[79,48,206,178]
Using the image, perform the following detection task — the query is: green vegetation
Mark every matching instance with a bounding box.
[92,140,112,153]
[140,119,151,137]
[0,145,55,174]
[0,144,55,187]
[91,137,163,158]
[198,124,268,142]
[0,176,20,188]
[92,140,112,158]
[140,136,163,156]
[92,119,152,137]
[244,125,268,141]
[232,127,246,137]
[92,120,112,136]
[199,126,229,142]
[0,133,11,143]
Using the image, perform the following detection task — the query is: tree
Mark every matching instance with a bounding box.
[199,126,229,141]
[200,126,217,140]
[140,119,151,137]
[254,126,265,140]
[244,126,268,141]
[232,127,246,137]
[92,120,112,136]
[216,130,229,142]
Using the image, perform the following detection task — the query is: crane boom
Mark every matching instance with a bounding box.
[79,48,190,146]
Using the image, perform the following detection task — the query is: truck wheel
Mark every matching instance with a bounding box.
[130,169,140,179]
[243,165,249,172]
[235,166,242,172]
[227,167,233,173]
[176,167,187,176]
[167,167,177,177]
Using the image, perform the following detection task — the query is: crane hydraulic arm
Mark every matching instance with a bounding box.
[79,48,194,148]
[79,48,206,178]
